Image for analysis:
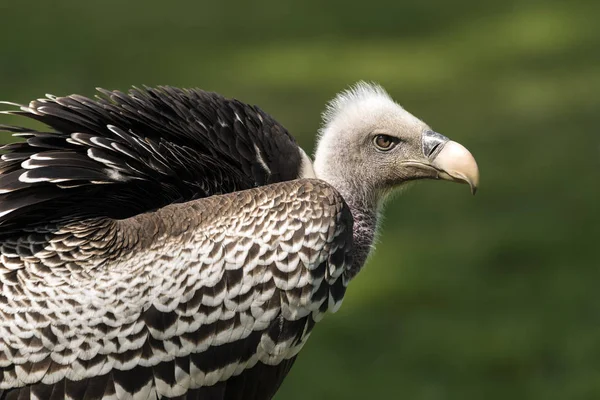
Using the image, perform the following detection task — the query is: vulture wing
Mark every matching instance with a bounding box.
[0,87,306,236]
[0,88,349,399]
[0,179,353,399]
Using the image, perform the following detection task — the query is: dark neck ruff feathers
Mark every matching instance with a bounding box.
[346,202,378,280]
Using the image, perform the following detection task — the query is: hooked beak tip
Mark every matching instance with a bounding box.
[431,140,480,195]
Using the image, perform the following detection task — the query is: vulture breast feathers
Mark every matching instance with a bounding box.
[0,87,353,400]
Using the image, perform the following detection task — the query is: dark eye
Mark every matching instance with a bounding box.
[373,134,398,151]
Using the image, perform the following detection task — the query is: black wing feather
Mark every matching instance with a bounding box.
[0,87,303,236]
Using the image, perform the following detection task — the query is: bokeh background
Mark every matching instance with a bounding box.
[1,0,599,399]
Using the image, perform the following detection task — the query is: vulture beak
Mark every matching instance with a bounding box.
[402,130,480,194]
[424,130,479,194]
[430,140,479,194]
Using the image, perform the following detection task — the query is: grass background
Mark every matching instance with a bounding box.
[1,0,599,398]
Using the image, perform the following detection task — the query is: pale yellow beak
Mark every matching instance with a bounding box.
[431,141,480,194]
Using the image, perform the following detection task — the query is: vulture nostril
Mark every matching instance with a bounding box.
[428,142,441,158]
[422,130,449,159]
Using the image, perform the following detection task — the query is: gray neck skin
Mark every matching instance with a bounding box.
[336,185,379,280]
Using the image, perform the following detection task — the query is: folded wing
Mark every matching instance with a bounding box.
[0,179,353,400]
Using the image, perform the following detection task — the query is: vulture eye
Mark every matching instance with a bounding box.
[373,134,398,151]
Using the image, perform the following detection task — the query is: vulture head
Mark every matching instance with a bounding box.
[313,82,479,210]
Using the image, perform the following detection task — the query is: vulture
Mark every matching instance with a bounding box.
[0,82,479,400]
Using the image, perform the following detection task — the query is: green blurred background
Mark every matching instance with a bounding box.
[1,0,599,398]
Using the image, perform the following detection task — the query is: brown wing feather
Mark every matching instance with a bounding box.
[0,179,353,400]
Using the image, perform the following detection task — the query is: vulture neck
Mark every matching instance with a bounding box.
[311,139,381,279]
[310,170,380,279]
[346,197,379,280]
